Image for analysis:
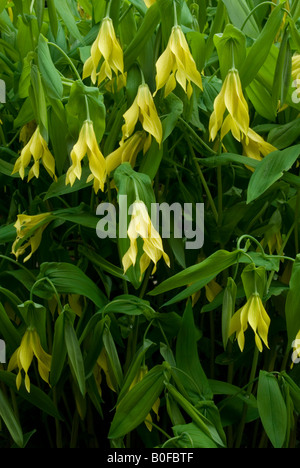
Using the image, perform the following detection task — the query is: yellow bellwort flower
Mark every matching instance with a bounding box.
[12,126,57,182]
[154,25,203,99]
[82,16,125,86]
[12,213,52,263]
[106,131,147,175]
[292,54,300,81]
[291,330,300,368]
[209,68,250,143]
[121,84,163,152]
[8,328,52,393]
[66,120,107,194]
[229,293,271,353]
[242,128,277,162]
[122,201,170,278]
[144,0,156,7]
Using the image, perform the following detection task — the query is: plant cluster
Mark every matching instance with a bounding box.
[0,0,300,449]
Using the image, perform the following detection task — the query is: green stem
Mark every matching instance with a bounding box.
[187,140,219,223]
[0,254,37,281]
[217,165,223,227]
[235,347,260,448]
[241,1,289,31]
[48,42,82,81]
[30,277,63,311]
[179,118,217,155]
[173,0,178,26]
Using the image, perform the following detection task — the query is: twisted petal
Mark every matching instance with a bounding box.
[31,330,52,384]
[155,26,202,98]
[136,85,163,146]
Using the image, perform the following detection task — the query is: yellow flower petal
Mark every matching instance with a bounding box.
[155,26,202,98]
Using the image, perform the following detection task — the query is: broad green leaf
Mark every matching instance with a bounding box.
[0,371,62,420]
[214,24,246,78]
[257,371,287,448]
[176,301,212,400]
[118,339,154,402]
[0,388,23,447]
[149,250,239,296]
[78,246,128,281]
[102,326,123,391]
[173,422,218,448]
[247,145,300,203]
[240,4,284,88]
[29,64,48,141]
[65,80,106,143]
[64,307,86,396]
[124,2,160,68]
[0,302,20,351]
[108,365,166,439]
[101,295,158,319]
[166,382,226,447]
[285,255,300,348]
[54,0,82,41]
[50,310,67,387]
[222,0,260,38]
[36,262,107,308]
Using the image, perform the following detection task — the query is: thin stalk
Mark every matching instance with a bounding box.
[235,346,260,448]
[179,117,217,155]
[48,42,82,81]
[187,140,219,223]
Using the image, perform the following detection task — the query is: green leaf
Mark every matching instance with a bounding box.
[173,422,218,448]
[240,4,284,88]
[0,302,20,351]
[247,145,300,203]
[176,301,212,400]
[149,250,239,296]
[53,0,82,41]
[64,307,86,396]
[124,2,160,69]
[118,339,154,403]
[285,255,300,348]
[36,262,107,308]
[0,388,23,447]
[108,365,166,439]
[102,326,123,391]
[66,80,106,143]
[0,371,62,420]
[38,42,61,100]
[257,371,287,448]
[222,0,260,38]
[50,310,67,387]
[214,24,246,78]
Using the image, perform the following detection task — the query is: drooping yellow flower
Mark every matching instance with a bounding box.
[209,68,250,143]
[12,213,52,263]
[12,126,57,182]
[83,16,125,86]
[291,330,300,368]
[121,84,163,151]
[122,201,170,277]
[292,55,300,81]
[242,128,277,162]
[154,25,203,99]
[144,0,156,7]
[8,328,52,393]
[106,131,147,175]
[229,293,270,353]
[66,120,107,193]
